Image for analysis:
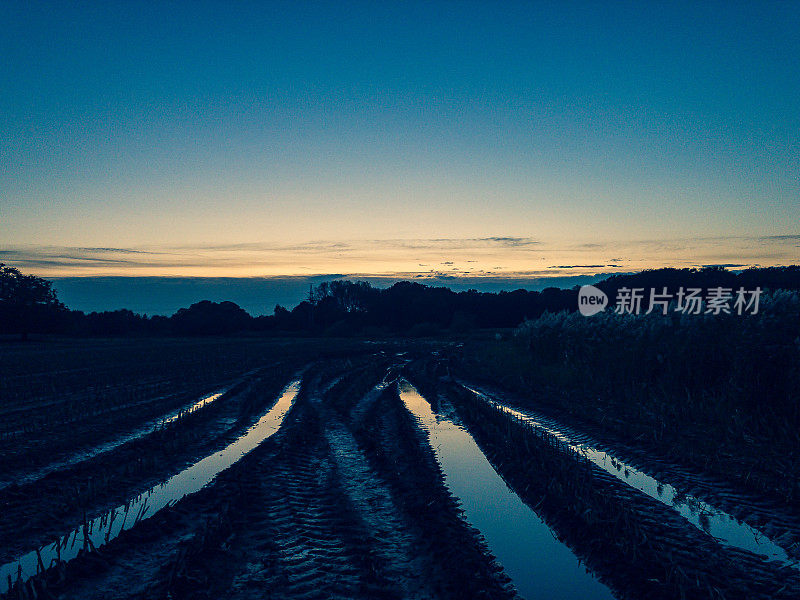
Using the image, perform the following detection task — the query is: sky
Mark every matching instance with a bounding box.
[1,1,799,312]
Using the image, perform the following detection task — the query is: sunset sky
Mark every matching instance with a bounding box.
[2,1,798,311]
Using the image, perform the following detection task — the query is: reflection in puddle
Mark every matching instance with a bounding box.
[464,385,798,571]
[0,380,300,593]
[1,384,238,492]
[399,381,615,600]
[157,388,229,426]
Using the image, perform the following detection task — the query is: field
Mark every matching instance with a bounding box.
[1,336,798,600]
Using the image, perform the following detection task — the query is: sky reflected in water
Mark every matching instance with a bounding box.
[399,381,615,600]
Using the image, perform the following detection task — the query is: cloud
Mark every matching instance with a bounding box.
[479,237,539,247]
[700,263,747,268]
[373,237,539,250]
[548,264,606,269]
[8,257,131,267]
[75,247,155,254]
[307,273,345,281]
[0,246,175,268]
[166,241,355,253]
[758,235,800,241]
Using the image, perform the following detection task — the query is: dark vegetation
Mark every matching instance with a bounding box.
[3,263,800,337]
[450,290,800,505]
[1,337,314,422]
[0,264,64,340]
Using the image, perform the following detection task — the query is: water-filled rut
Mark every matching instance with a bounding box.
[398,380,615,600]
[462,382,799,571]
[0,380,300,594]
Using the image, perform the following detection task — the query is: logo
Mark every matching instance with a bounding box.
[577,286,762,316]
[578,285,608,316]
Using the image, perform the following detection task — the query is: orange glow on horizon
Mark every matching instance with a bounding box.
[2,236,798,280]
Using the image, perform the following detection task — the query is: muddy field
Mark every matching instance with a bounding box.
[1,339,798,599]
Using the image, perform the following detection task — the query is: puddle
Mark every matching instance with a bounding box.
[157,388,229,426]
[462,384,799,571]
[0,383,242,492]
[399,381,615,600]
[0,380,300,593]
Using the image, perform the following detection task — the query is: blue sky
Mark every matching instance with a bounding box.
[2,1,798,301]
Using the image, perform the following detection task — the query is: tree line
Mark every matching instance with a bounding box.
[2,263,800,338]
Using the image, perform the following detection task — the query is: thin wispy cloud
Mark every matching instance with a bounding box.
[549,265,606,269]
[701,264,748,268]
[374,237,540,250]
[759,235,800,241]
[480,237,540,247]
[165,241,356,253]
[74,247,156,254]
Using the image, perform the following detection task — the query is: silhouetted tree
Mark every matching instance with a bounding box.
[2,265,799,338]
[0,264,65,339]
[170,300,251,335]
[84,309,145,336]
